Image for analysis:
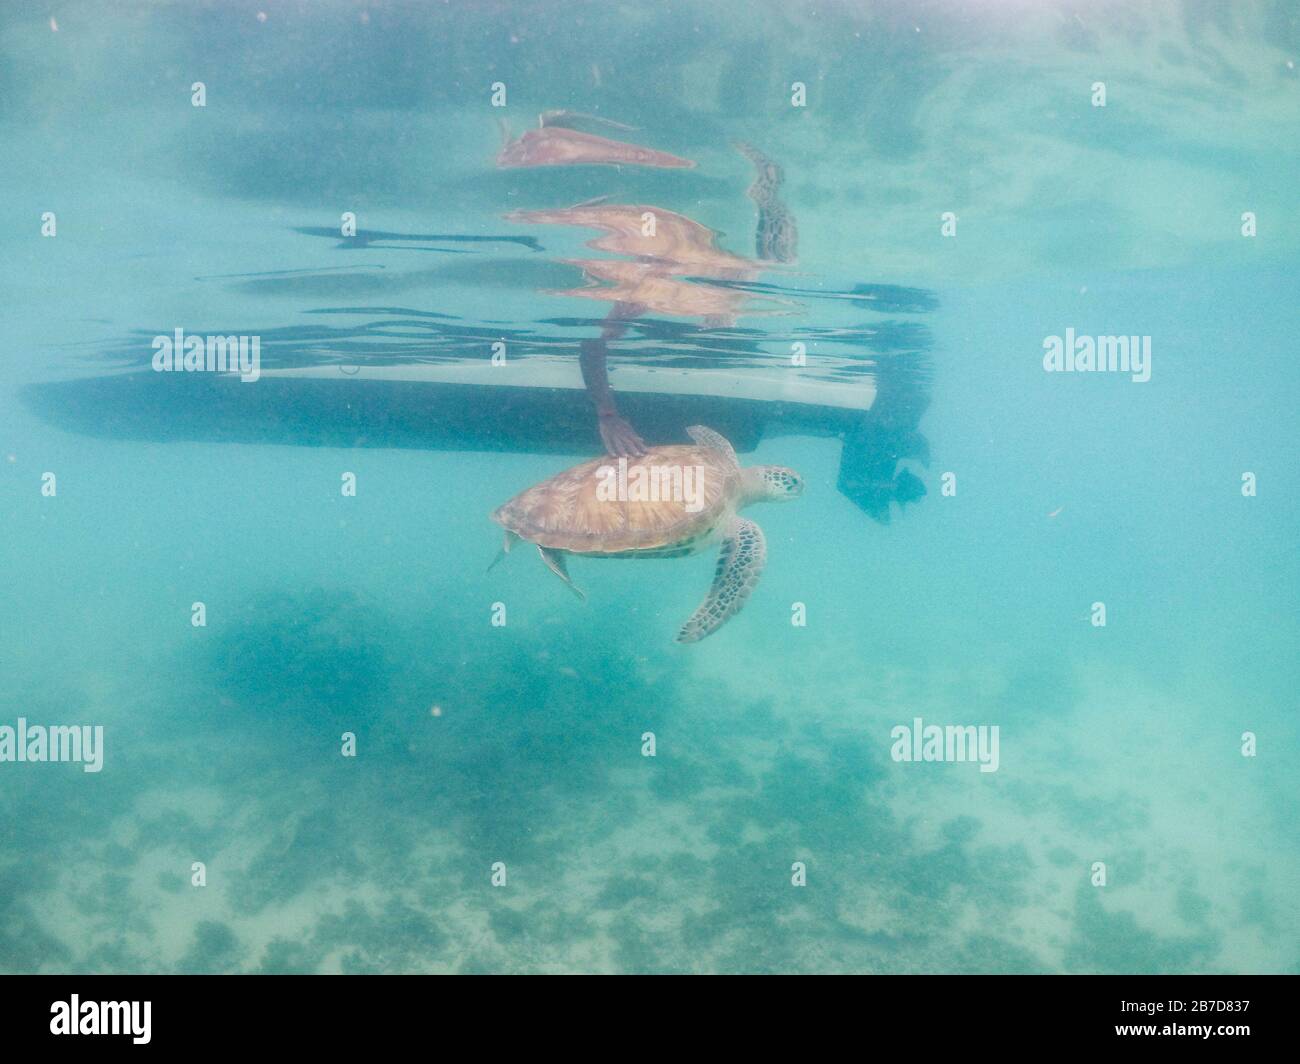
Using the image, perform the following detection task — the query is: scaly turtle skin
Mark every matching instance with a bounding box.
[735,141,798,265]
[490,426,804,642]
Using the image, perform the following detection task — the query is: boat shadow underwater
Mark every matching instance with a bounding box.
[24,263,937,525]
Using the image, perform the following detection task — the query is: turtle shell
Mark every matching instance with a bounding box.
[491,444,741,554]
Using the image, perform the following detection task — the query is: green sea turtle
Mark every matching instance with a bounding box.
[490,426,804,642]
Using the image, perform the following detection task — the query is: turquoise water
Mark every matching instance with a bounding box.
[1,1,1297,973]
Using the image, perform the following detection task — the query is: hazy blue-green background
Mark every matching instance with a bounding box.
[1,0,1297,973]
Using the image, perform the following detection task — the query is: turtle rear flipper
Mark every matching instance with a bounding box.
[676,517,766,643]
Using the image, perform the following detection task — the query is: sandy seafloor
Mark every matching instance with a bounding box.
[1,1,1297,973]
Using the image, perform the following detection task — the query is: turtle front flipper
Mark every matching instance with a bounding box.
[685,425,739,469]
[676,517,766,643]
[539,110,637,131]
[538,546,587,601]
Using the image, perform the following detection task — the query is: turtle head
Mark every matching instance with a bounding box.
[745,465,804,504]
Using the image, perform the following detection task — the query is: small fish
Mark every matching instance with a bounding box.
[1048,506,1064,518]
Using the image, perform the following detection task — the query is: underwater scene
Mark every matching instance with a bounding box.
[1,0,1297,975]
